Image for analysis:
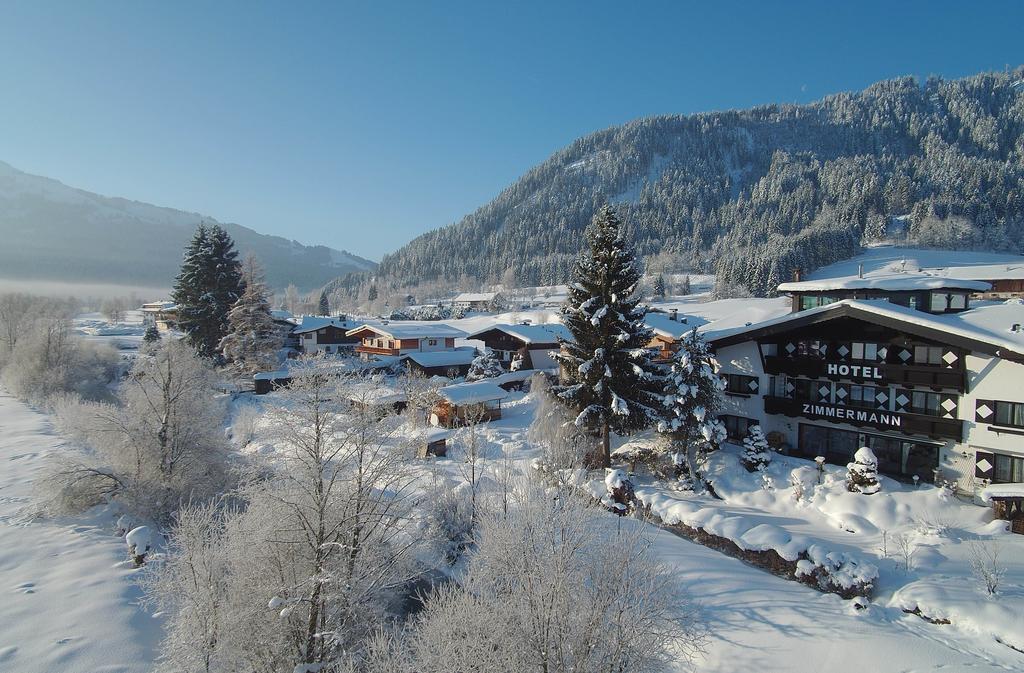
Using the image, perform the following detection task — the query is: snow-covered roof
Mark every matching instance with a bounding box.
[921,263,1024,282]
[452,292,500,303]
[344,381,407,405]
[644,312,707,340]
[270,309,295,321]
[404,348,478,368]
[292,316,360,334]
[492,369,537,385]
[253,369,289,381]
[438,381,509,405]
[466,322,571,344]
[707,298,1024,359]
[345,322,467,339]
[140,301,176,312]
[777,272,990,293]
[980,483,1024,501]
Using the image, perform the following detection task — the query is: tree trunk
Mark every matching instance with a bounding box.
[600,418,611,469]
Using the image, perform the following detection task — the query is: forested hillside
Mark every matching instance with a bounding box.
[345,68,1024,299]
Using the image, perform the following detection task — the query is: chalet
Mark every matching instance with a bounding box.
[345,380,408,416]
[347,322,467,360]
[254,369,291,395]
[643,309,707,362]
[293,317,362,355]
[707,293,1024,498]
[140,301,177,332]
[405,348,478,377]
[920,263,1024,300]
[430,381,508,427]
[465,323,571,371]
[777,270,990,314]
[417,428,451,458]
[450,292,503,312]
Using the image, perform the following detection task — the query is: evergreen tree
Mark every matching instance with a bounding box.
[172,224,244,358]
[740,424,771,472]
[367,285,378,302]
[318,291,330,316]
[680,274,692,295]
[142,325,160,345]
[553,206,662,468]
[220,254,280,374]
[652,274,666,299]
[466,348,504,381]
[658,330,726,487]
[846,446,881,494]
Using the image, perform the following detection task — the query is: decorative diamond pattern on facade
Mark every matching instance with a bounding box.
[941,398,957,412]
[877,347,888,360]
[896,394,910,407]
[977,404,993,419]
[898,348,911,362]
[785,342,796,354]
[976,458,993,473]
[943,350,958,365]
[818,385,831,398]
[835,388,848,399]
[876,392,888,404]
[837,344,850,357]
[748,379,759,391]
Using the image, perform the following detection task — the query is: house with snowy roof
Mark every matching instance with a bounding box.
[346,322,467,360]
[465,322,571,371]
[292,316,363,355]
[450,291,503,312]
[706,292,1024,510]
[430,380,508,427]
[643,309,708,362]
[919,263,1024,299]
[140,301,177,331]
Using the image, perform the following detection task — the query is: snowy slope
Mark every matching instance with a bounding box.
[0,160,375,291]
[0,391,160,673]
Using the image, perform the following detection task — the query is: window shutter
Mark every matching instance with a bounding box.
[975,450,995,479]
[975,399,994,423]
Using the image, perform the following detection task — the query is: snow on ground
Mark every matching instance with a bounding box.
[0,390,160,673]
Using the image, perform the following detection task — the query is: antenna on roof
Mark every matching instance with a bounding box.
[858,263,864,279]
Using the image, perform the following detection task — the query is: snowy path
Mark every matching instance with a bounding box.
[0,391,159,673]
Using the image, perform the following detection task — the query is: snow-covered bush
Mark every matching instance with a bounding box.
[229,403,262,448]
[603,468,637,515]
[967,539,1005,595]
[424,486,475,564]
[465,348,504,381]
[740,424,771,472]
[789,466,818,503]
[528,374,596,475]
[794,545,878,599]
[364,487,707,673]
[846,446,881,494]
[126,525,153,566]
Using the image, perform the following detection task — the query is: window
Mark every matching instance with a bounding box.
[792,379,830,403]
[720,415,757,441]
[913,346,943,366]
[851,342,878,361]
[723,373,758,395]
[427,339,438,346]
[849,385,881,409]
[994,401,1024,428]
[760,343,778,357]
[994,453,1024,483]
[911,391,941,416]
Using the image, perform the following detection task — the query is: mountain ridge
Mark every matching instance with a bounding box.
[0,160,376,292]
[338,67,1024,300]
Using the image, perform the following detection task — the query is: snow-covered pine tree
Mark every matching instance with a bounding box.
[318,290,330,316]
[553,206,663,468]
[367,284,378,301]
[680,274,692,295]
[142,325,160,345]
[740,424,771,472]
[220,254,281,374]
[172,224,244,358]
[466,347,504,381]
[658,329,726,485]
[652,274,666,299]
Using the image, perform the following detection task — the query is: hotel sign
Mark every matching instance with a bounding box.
[801,402,902,429]
[825,363,884,381]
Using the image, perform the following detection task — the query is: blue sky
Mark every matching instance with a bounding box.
[1,2,1021,260]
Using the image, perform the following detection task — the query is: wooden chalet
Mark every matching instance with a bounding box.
[293,316,362,355]
[405,348,478,377]
[450,292,503,312]
[140,301,178,332]
[465,322,570,371]
[347,322,467,359]
[643,309,706,362]
[777,272,990,315]
[430,381,508,428]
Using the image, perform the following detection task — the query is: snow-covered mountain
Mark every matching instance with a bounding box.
[0,161,375,291]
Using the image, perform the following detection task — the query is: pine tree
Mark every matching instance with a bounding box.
[172,224,243,359]
[219,254,280,374]
[367,285,378,302]
[652,274,666,299]
[553,206,663,468]
[740,424,771,472]
[318,291,330,316]
[466,348,504,381]
[658,330,726,486]
[143,325,161,346]
[680,274,692,295]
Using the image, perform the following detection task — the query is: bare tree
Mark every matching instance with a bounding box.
[967,539,1005,596]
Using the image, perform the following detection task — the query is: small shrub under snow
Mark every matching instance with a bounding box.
[846,447,881,495]
[740,424,771,472]
[126,525,153,566]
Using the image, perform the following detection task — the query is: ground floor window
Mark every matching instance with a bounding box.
[797,423,939,482]
[994,453,1024,483]
[721,414,757,441]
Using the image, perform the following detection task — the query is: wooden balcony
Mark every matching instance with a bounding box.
[763,395,963,441]
[763,356,966,392]
[356,345,400,357]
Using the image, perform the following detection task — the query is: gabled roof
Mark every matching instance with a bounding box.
[292,316,359,334]
[404,348,478,368]
[466,322,571,344]
[707,299,1024,362]
[345,322,467,340]
[643,312,708,340]
[438,380,508,405]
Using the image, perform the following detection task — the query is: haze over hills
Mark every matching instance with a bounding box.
[347,67,1024,299]
[0,160,375,293]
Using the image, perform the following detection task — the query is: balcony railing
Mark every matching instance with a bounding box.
[763,395,963,441]
[355,345,400,356]
[763,356,966,391]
